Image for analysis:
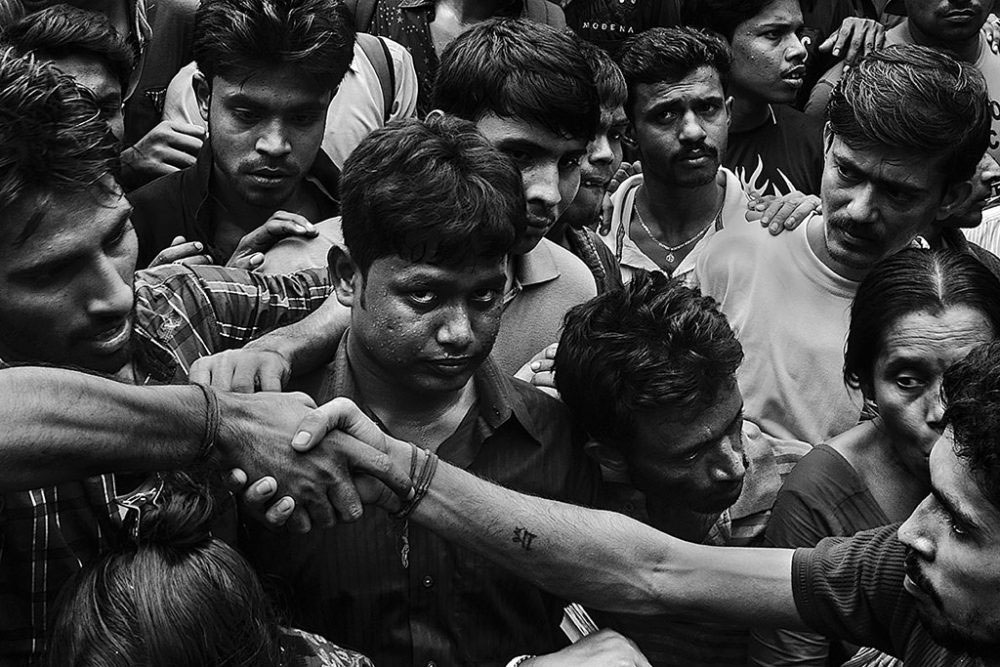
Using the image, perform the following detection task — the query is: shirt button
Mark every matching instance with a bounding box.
[422,575,434,588]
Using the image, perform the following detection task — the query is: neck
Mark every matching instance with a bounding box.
[640,170,725,243]
[728,94,772,133]
[805,214,868,282]
[435,0,503,22]
[545,219,570,247]
[645,499,720,543]
[907,19,981,63]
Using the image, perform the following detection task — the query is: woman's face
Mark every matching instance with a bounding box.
[871,305,995,480]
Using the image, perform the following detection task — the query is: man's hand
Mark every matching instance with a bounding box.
[120,121,205,189]
[747,192,822,235]
[819,17,885,65]
[521,630,652,667]
[984,13,1000,54]
[147,235,214,268]
[513,343,558,398]
[190,347,291,393]
[599,161,642,235]
[216,392,412,532]
[226,211,318,271]
[937,154,1000,230]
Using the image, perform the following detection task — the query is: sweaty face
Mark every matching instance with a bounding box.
[625,383,747,514]
[897,428,1000,658]
[199,66,331,210]
[342,255,508,394]
[631,66,729,188]
[0,177,137,374]
[819,136,956,275]
[476,113,589,253]
[50,53,124,140]
[905,0,993,45]
[871,307,995,482]
[729,0,808,105]
[562,104,628,230]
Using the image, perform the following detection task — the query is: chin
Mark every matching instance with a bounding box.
[918,606,1000,659]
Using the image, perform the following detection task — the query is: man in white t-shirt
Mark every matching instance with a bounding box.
[603,27,750,284]
[696,45,989,444]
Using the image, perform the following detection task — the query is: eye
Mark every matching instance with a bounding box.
[408,291,436,305]
[470,288,500,305]
[231,107,261,124]
[105,222,132,250]
[836,163,861,183]
[895,374,927,390]
[290,112,323,127]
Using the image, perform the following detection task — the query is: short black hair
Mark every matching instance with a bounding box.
[577,36,626,113]
[617,27,731,120]
[193,0,354,91]
[1,3,135,92]
[681,0,773,41]
[434,18,599,141]
[555,270,744,447]
[339,114,525,276]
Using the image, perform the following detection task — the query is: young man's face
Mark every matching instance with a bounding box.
[334,251,508,394]
[560,103,628,230]
[476,113,589,253]
[197,65,331,210]
[897,427,1000,658]
[905,0,993,45]
[631,66,730,188]
[50,53,124,140]
[0,176,137,374]
[820,134,963,273]
[623,383,747,514]
[729,0,807,105]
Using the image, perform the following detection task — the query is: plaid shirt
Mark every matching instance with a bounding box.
[0,264,330,665]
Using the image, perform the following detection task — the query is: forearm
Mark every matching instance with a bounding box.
[0,367,207,490]
[411,456,804,626]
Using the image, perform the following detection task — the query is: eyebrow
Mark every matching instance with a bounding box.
[931,486,980,533]
[832,151,922,194]
[679,403,745,456]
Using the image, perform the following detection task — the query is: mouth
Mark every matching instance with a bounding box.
[581,175,612,190]
[246,168,296,187]
[676,149,715,167]
[424,357,476,376]
[526,213,555,232]
[781,66,807,85]
[83,317,132,355]
[903,551,934,599]
[941,8,980,23]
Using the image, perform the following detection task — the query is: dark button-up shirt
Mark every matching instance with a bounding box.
[243,335,598,667]
[129,142,340,268]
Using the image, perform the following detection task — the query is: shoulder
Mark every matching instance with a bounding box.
[519,238,599,299]
[521,0,567,27]
[260,217,343,274]
[129,168,190,209]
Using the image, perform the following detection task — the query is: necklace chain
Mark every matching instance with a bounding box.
[634,201,721,265]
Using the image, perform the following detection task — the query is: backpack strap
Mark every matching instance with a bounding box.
[356,33,395,123]
[343,0,378,31]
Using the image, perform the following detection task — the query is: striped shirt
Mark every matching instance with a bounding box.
[0,264,330,665]
[591,421,809,666]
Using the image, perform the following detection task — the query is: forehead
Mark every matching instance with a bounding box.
[880,307,996,362]
[600,104,628,129]
[368,253,507,284]
[634,66,725,112]
[0,181,129,269]
[475,112,589,156]
[633,381,742,453]
[50,53,120,97]
[738,0,803,28]
[930,429,1000,536]
[212,66,332,109]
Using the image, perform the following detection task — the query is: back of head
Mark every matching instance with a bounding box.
[193,0,354,91]
[433,18,599,141]
[555,270,744,447]
[845,248,1000,394]
[1,4,135,91]
[943,340,1000,511]
[617,26,731,120]
[47,473,282,667]
[576,37,626,113]
[0,47,118,221]
[681,0,773,41]
[340,113,526,276]
[828,44,989,184]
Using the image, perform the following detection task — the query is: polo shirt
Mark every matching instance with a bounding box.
[242,334,598,667]
[0,265,330,664]
[591,422,808,666]
[129,142,341,268]
[259,220,598,375]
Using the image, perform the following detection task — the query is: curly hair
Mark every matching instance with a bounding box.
[555,270,744,447]
[942,341,1000,510]
[829,44,989,185]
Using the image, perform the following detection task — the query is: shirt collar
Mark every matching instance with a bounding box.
[513,238,562,288]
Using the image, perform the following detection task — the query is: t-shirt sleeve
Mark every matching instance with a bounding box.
[791,526,916,658]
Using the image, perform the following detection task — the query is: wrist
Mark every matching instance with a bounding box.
[213,389,254,466]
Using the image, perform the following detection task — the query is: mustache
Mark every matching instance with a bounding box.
[673,144,718,163]
[905,549,944,609]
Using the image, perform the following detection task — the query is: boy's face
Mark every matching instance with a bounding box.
[729,0,808,105]
[334,251,508,394]
[50,53,124,140]
[476,113,589,253]
[560,103,628,230]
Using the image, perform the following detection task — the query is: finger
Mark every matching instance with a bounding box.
[244,476,279,506]
[177,254,214,267]
[292,396,383,453]
[229,252,265,271]
[845,26,865,64]
[831,23,852,58]
[325,432,413,498]
[784,198,822,230]
[599,192,613,236]
[285,507,312,534]
[530,370,557,389]
[529,358,555,373]
[169,235,187,247]
[224,468,248,492]
[257,362,285,392]
[263,495,295,528]
[164,121,208,139]
[148,242,205,267]
[355,474,402,512]
[230,362,260,394]
[188,357,213,386]
[155,146,200,170]
[543,343,558,358]
[864,25,878,55]
[818,31,837,53]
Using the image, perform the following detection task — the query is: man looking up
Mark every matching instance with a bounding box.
[1,3,134,140]
[128,0,354,267]
[695,45,989,444]
[553,271,808,666]
[603,27,749,283]
[242,115,598,667]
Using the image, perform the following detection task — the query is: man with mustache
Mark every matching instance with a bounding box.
[694,45,989,444]
[127,0,354,268]
[602,27,750,283]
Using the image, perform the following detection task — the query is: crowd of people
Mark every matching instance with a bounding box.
[1,0,1000,665]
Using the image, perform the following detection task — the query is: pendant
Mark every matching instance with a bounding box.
[665,252,675,264]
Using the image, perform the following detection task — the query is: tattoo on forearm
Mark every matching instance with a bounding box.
[513,527,537,551]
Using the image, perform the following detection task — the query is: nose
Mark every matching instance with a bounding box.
[522,161,562,212]
[86,254,133,322]
[709,431,747,484]
[678,110,708,145]
[786,33,808,63]
[588,131,615,167]
[844,182,880,224]
[925,382,946,430]
[898,495,937,561]
[436,304,475,350]
[255,119,292,157]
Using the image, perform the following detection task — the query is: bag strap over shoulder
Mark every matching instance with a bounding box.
[355,32,396,123]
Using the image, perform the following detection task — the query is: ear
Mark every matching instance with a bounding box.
[725,95,734,127]
[193,70,211,123]
[935,179,974,221]
[583,440,630,473]
[328,245,361,308]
